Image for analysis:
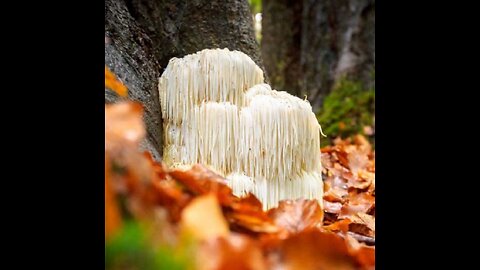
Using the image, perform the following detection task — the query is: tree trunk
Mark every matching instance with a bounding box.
[105,0,264,160]
[261,0,303,97]
[261,0,375,112]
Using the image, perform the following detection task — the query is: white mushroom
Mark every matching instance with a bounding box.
[159,48,323,210]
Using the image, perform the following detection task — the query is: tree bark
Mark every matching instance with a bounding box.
[105,0,264,160]
[261,0,303,97]
[262,0,375,112]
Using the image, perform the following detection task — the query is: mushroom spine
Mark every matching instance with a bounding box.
[159,48,323,210]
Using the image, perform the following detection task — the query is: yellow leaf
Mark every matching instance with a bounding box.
[180,193,229,241]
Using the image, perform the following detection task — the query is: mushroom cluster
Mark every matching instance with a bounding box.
[159,48,323,210]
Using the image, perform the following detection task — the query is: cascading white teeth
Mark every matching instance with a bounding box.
[159,48,323,210]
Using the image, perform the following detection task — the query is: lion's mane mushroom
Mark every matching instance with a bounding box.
[159,48,323,210]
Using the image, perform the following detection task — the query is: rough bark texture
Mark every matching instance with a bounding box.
[302,0,375,110]
[261,0,303,97]
[105,0,264,160]
[262,0,375,112]
[105,0,163,160]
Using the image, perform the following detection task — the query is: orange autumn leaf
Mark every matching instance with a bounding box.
[103,101,376,268]
[348,213,375,237]
[105,102,145,148]
[339,192,375,220]
[171,165,278,234]
[105,66,128,97]
[268,199,323,234]
[197,234,267,270]
[324,200,343,214]
[323,219,352,233]
[229,197,279,234]
[105,154,122,240]
[226,211,279,234]
[169,164,236,206]
[274,229,359,270]
[180,193,230,241]
[345,233,375,269]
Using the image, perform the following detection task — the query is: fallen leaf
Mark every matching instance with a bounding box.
[324,200,343,214]
[353,135,371,150]
[197,233,267,270]
[105,66,128,97]
[346,231,375,246]
[103,99,376,269]
[170,165,235,206]
[339,192,375,220]
[105,102,145,149]
[105,155,122,240]
[226,211,279,234]
[324,185,348,203]
[268,199,323,234]
[367,204,375,217]
[356,213,375,232]
[180,193,229,241]
[151,177,191,222]
[234,193,263,211]
[274,229,359,270]
[345,233,375,268]
[335,150,350,169]
[348,213,375,237]
[355,170,374,189]
[348,151,369,175]
[323,219,352,233]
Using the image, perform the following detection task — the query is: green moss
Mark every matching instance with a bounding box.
[106,222,194,270]
[317,76,375,147]
[248,0,262,14]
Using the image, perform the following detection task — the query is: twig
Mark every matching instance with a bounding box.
[347,231,375,246]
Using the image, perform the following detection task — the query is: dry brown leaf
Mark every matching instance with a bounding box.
[105,102,159,220]
[268,199,323,234]
[105,102,145,149]
[355,246,375,270]
[353,135,371,150]
[170,165,235,206]
[105,155,122,240]
[348,213,375,237]
[324,185,348,203]
[347,149,369,174]
[356,213,375,232]
[323,219,352,233]
[180,193,229,241]
[324,200,343,214]
[227,212,279,234]
[367,204,375,217]
[339,192,375,219]
[197,234,267,270]
[233,193,263,211]
[348,178,371,190]
[368,176,375,196]
[273,229,360,270]
[232,196,277,231]
[228,194,279,234]
[151,177,191,222]
[335,150,350,169]
[344,169,374,191]
[345,233,375,269]
[104,100,376,269]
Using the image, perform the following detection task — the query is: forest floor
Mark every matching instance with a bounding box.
[105,68,375,270]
